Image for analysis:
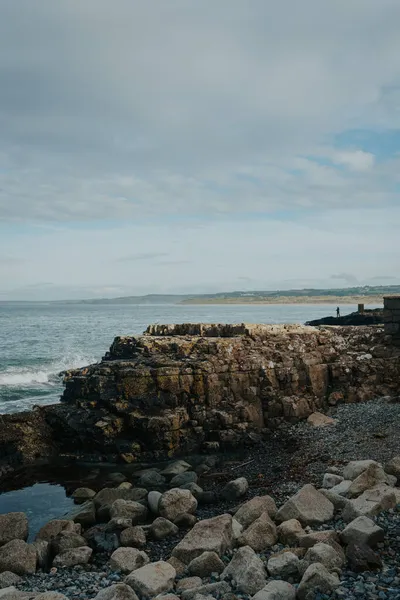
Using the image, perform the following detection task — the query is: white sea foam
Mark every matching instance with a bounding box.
[0,352,96,388]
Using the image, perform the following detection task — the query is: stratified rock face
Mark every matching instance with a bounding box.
[1,323,400,467]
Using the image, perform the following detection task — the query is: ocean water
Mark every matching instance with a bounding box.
[0,302,376,414]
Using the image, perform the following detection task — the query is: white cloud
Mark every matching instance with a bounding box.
[331,150,375,172]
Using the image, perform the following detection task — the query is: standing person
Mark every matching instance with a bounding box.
[336,306,340,318]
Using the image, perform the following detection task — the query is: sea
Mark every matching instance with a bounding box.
[0,301,379,415]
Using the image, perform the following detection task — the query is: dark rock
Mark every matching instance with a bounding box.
[346,542,383,572]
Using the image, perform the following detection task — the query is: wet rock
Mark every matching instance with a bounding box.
[110,500,147,524]
[109,548,149,574]
[221,545,266,595]
[52,546,92,567]
[71,488,96,504]
[267,552,300,580]
[238,512,277,552]
[149,517,179,540]
[276,484,334,526]
[277,519,304,545]
[234,495,277,529]
[297,563,339,600]
[188,551,225,577]
[65,501,97,527]
[93,583,139,600]
[340,516,385,548]
[0,513,28,546]
[170,472,198,488]
[172,514,233,563]
[221,477,249,501]
[36,520,76,542]
[125,561,176,599]
[0,540,37,575]
[120,526,146,548]
[252,580,296,600]
[159,489,197,522]
[345,542,383,572]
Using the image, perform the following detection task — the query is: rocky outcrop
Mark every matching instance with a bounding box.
[306,308,384,327]
[0,323,399,469]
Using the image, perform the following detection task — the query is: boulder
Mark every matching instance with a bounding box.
[301,542,344,574]
[137,472,166,491]
[0,572,22,589]
[120,527,146,548]
[66,501,97,528]
[221,546,266,595]
[52,546,92,567]
[83,524,119,554]
[0,513,28,546]
[106,518,133,533]
[125,561,175,599]
[32,539,50,571]
[149,518,178,541]
[346,542,382,572]
[385,455,400,478]
[322,474,344,489]
[170,472,198,488]
[94,488,147,509]
[221,478,249,501]
[93,584,139,600]
[172,514,233,564]
[329,480,352,496]
[118,483,133,491]
[341,516,385,548]
[307,412,336,427]
[36,520,76,542]
[276,484,334,526]
[188,551,224,577]
[347,463,389,498]
[238,512,277,552]
[319,489,351,510]
[0,540,37,575]
[167,556,186,576]
[180,581,230,600]
[234,495,277,529]
[297,563,339,600]
[109,548,149,574]
[277,519,304,545]
[179,483,203,499]
[342,484,397,522]
[148,491,162,515]
[176,577,202,592]
[72,488,96,504]
[159,489,197,522]
[110,500,147,524]
[50,532,87,556]
[267,551,300,580]
[173,514,197,529]
[161,460,192,478]
[252,581,296,600]
[298,530,339,549]
[343,460,379,481]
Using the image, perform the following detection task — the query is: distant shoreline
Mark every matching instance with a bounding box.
[180,295,384,305]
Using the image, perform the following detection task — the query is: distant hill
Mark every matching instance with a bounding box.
[70,285,400,305]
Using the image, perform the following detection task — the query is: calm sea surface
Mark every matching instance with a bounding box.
[0,302,378,414]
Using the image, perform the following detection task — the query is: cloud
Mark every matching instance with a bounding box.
[331,273,359,285]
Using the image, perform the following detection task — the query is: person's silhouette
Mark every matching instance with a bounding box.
[336,306,340,318]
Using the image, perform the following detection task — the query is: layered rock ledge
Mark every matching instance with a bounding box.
[1,323,400,471]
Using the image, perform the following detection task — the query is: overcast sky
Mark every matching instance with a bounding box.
[1,0,400,300]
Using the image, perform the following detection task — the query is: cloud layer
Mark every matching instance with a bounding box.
[0,1,399,298]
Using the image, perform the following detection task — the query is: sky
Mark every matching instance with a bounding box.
[1,0,400,300]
